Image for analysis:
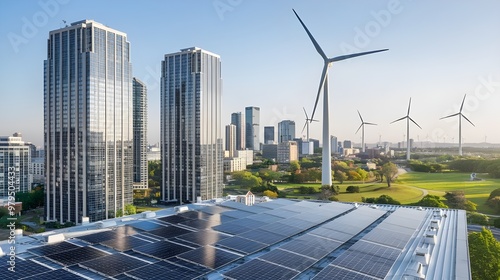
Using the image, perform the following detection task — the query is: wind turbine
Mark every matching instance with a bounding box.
[390,98,422,160]
[301,107,318,142]
[355,110,377,153]
[439,94,475,156]
[293,9,388,186]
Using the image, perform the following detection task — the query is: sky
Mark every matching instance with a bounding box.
[1,0,499,148]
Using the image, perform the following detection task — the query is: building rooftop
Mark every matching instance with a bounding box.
[0,199,470,279]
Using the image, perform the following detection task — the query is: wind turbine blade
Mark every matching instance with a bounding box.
[365,122,377,126]
[439,112,460,120]
[301,121,308,134]
[310,63,328,120]
[355,123,363,134]
[330,49,388,62]
[357,110,363,122]
[292,9,327,60]
[311,119,319,122]
[460,94,467,112]
[407,98,412,116]
[409,117,422,129]
[303,107,309,120]
[461,114,475,127]
[390,116,407,124]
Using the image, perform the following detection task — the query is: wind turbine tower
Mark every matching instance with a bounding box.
[440,94,475,156]
[356,110,377,153]
[293,9,388,186]
[302,107,318,141]
[390,98,422,161]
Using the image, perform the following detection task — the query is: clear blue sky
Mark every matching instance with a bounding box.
[1,0,499,147]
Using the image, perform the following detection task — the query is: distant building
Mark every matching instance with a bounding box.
[133,78,148,190]
[0,133,32,196]
[147,145,161,161]
[310,138,320,151]
[278,120,295,142]
[264,126,275,144]
[245,107,260,150]
[31,157,44,184]
[262,144,278,161]
[331,135,338,154]
[225,124,237,158]
[236,191,255,206]
[231,112,246,150]
[302,141,314,156]
[237,150,254,166]
[223,157,247,173]
[277,141,298,164]
[343,140,352,149]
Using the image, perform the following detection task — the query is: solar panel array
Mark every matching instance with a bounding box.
[7,201,437,280]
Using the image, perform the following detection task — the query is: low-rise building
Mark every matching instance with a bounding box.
[277,141,298,164]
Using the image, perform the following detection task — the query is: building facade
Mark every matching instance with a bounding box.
[161,47,223,203]
[277,141,298,164]
[44,20,133,223]
[0,133,32,196]
[225,124,236,158]
[264,126,275,144]
[331,135,338,154]
[278,120,295,143]
[133,78,148,190]
[230,112,245,150]
[262,144,278,161]
[245,106,260,150]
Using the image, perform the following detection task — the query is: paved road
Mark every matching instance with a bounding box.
[468,224,500,241]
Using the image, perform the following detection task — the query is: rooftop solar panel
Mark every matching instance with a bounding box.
[101,235,152,251]
[276,218,316,229]
[27,241,80,256]
[113,225,140,236]
[125,261,205,280]
[238,228,286,245]
[215,236,267,254]
[147,225,193,239]
[80,253,148,277]
[221,201,267,213]
[265,208,300,219]
[309,227,354,242]
[176,230,230,246]
[45,246,109,266]
[205,213,237,224]
[76,230,124,244]
[113,274,137,280]
[259,248,316,272]
[244,213,283,223]
[133,240,193,260]
[178,210,212,220]
[226,217,268,229]
[362,227,412,249]
[165,257,213,274]
[180,218,221,229]
[279,235,342,260]
[20,268,86,280]
[158,215,193,224]
[224,258,298,280]
[177,246,241,269]
[0,260,52,280]
[313,265,378,280]
[130,220,166,231]
[259,222,303,237]
[198,205,229,215]
[221,210,253,219]
[212,222,253,235]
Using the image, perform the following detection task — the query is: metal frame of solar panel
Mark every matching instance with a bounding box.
[215,236,268,254]
[101,235,152,251]
[146,225,193,239]
[279,234,342,260]
[125,260,205,280]
[27,241,80,256]
[45,246,109,266]
[79,253,149,277]
[331,240,401,279]
[76,230,124,244]
[176,246,242,269]
[313,265,378,280]
[176,230,230,246]
[238,228,287,245]
[20,268,86,280]
[130,220,166,231]
[132,240,193,260]
[224,258,298,280]
[258,248,316,272]
[0,259,52,280]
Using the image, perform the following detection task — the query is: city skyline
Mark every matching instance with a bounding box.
[1,1,500,147]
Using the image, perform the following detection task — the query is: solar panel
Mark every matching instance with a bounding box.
[221,201,266,213]
[215,236,268,254]
[28,241,80,256]
[101,235,152,251]
[362,227,412,249]
[259,249,316,272]
[0,260,52,280]
[133,240,193,260]
[279,235,342,260]
[178,210,212,220]
[77,230,124,244]
[126,261,205,280]
[244,213,283,223]
[212,222,253,235]
[158,214,193,224]
[176,230,230,246]
[309,227,354,242]
[275,218,316,229]
[21,268,86,280]
[221,210,253,219]
[46,246,109,266]
[130,220,166,231]
[313,265,378,280]
[147,225,193,239]
[80,253,148,277]
[198,205,230,215]
[238,228,286,245]
[225,217,268,229]
[114,225,140,236]
[166,257,213,274]
[224,258,298,280]
[177,246,241,269]
[113,274,137,280]
[259,222,303,237]
[204,213,237,224]
[266,208,300,219]
[180,218,221,229]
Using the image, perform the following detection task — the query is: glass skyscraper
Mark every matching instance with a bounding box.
[278,120,296,142]
[133,78,148,190]
[245,106,260,150]
[230,112,245,150]
[44,20,133,223]
[264,126,275,144]
[161,47,223,203]
[0,133,32,196]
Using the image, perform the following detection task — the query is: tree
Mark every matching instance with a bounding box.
[125,204,137,215]
[381,162,398,187]
[468,228,500,280]
[362,195,401,205]
[346,186,360,193]
[356,168,369,183]
[444,191,476,211]
[263,190,278,198]
[414,195,448,208]
[334,170,348,184]
[289,160,300,173]
[467,212,489,225]
[489,188,500,200]
[232,171,262,189]
[347,170,361,181]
